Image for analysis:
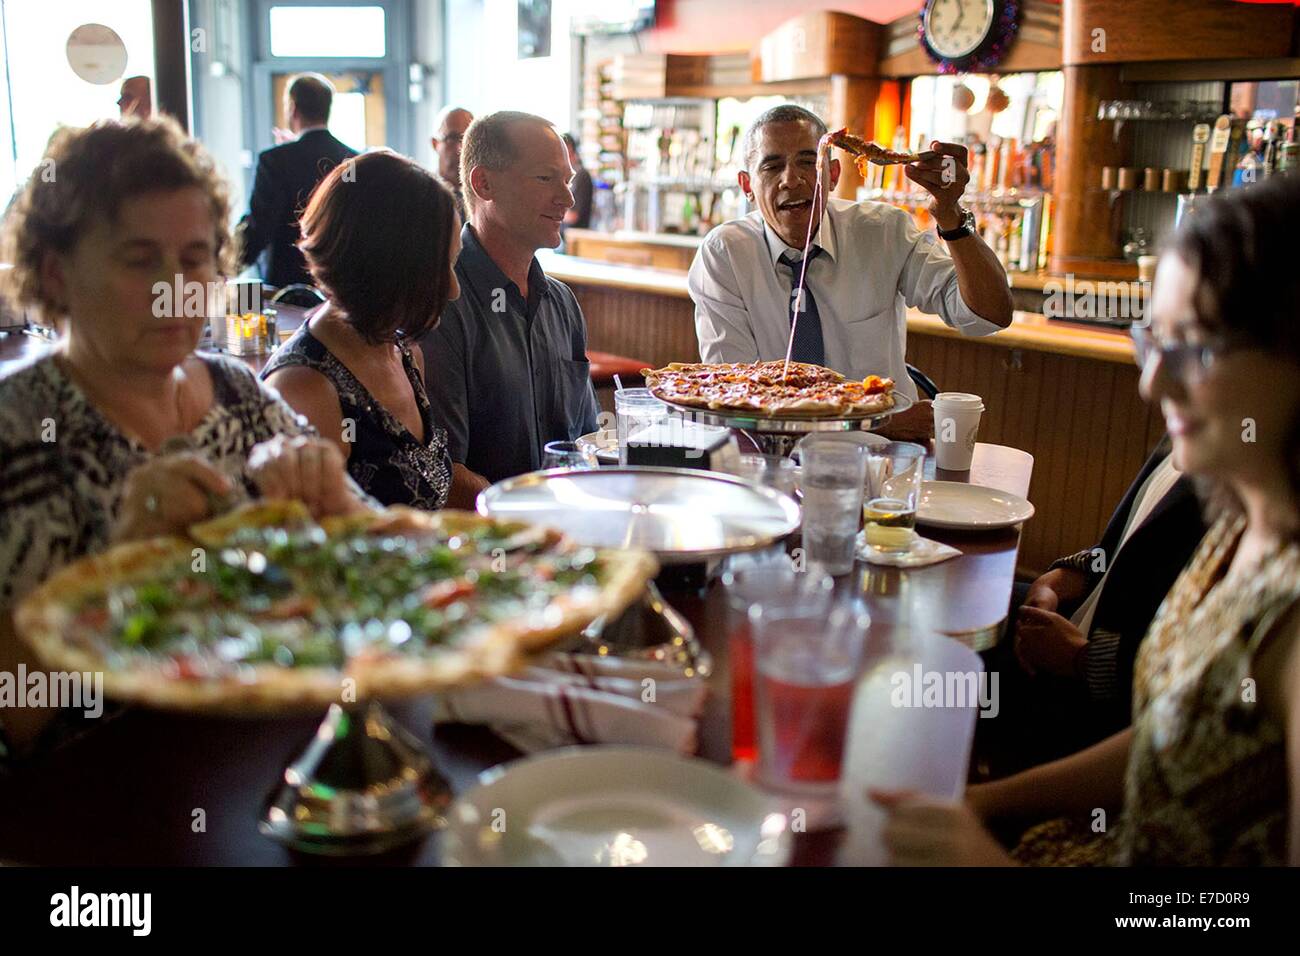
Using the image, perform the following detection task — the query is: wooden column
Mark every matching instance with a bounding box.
[151,0,191,129]
[829,74,881,200]
[1049,64,1130,274]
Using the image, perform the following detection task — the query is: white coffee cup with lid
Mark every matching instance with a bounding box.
[932,392,984,471]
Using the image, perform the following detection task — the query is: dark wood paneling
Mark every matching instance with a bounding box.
[755,11,883,83]
[1050,64,1132,269]
[1062,0,1297,66]
[908,334,1167,575]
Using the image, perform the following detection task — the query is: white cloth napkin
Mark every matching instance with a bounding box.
[855,531,962,567]
[433,651,707,754]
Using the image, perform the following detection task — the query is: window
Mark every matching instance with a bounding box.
[268,5,385,58]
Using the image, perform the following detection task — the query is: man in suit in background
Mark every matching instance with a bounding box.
[236,74,357,289]
[431,105,473,221]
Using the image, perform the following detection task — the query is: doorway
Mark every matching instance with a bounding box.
[249,0,409,158]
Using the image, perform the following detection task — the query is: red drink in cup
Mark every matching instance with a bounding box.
[751,601,869,794]
[721,565,834,765]
[756,670,856,783]
[730,621,756,762]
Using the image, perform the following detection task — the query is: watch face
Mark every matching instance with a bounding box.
[923,0,996,61]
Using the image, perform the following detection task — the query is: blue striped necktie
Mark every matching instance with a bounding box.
[778,246,825,366]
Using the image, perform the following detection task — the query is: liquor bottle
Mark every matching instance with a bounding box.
[1261,122,1280,178]
[1279,108,1300,174]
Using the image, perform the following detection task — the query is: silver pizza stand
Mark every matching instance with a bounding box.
[261,699,451,855]
[659,392,913,458]
[477,467,802,668]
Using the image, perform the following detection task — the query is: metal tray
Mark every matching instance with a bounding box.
[659,391,912,435]
[476,466,801,564]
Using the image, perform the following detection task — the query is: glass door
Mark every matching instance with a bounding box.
[249,0,409,158]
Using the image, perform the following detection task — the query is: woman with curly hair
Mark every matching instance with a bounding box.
[0,117,370,756]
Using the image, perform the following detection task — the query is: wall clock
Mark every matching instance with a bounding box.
[918,0,1020,75]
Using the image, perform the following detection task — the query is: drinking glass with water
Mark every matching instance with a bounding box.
[798,435,869,575]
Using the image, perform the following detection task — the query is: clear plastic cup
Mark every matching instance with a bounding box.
[721,565,834,763]
[615,388,670,465]
[798,435,869,575]
[751,598,871,794]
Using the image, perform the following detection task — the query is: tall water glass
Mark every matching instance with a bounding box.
[799,434,869,575]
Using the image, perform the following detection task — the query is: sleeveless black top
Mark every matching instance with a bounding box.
[261,324,452,510]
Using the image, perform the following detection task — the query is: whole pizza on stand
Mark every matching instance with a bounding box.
[642,360,896,418]
[15,501,657,713]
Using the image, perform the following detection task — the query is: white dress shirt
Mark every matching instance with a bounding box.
[687,198,1003,400]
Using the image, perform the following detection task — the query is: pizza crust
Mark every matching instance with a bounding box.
[14,504,658,715]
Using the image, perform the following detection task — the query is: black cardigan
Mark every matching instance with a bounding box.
[1049,436,1208,734]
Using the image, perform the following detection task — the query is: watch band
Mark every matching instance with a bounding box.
[936,208,976,241]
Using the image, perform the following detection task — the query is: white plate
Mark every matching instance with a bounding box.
[443,746,792,866]
[576,429,618,463]
[916,480,1035,530]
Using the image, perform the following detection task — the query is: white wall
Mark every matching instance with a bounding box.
[410,0,447,170]
[189,0,250,219]
[1,0,155,201]
[444,0,576,132]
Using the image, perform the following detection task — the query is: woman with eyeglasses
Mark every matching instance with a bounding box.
[872,173,1300,866]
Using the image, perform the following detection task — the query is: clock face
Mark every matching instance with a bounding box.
[923,0,996,61]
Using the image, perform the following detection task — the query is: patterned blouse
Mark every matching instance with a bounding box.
[0,351,315,610]
[261,325,451,511]
[1012,513,1299,867]
[1110,514,1299,865]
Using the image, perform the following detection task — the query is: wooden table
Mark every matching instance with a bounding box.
[0,446,1031,866]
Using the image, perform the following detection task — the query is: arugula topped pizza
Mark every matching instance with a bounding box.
[642,360,896,418]
[14,502,657,713]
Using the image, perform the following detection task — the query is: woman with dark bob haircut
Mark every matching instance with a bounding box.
[262,149,461,510]
[0,117,370,757]
[873,172,1300,866]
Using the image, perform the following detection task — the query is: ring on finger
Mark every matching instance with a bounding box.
[145,493,161,515]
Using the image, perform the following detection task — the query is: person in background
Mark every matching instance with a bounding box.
[688,104,1013,441]
[0,117,369,758]
[420,110,600,489]
[431,105,474,222]
[117,76,152,119]
[236,73,356,289]
[262,151,462,510]
[562,132,593,230]
[979,434,1207,772]
[874,174,1300,866]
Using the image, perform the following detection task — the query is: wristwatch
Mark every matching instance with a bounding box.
[936,207,977,242]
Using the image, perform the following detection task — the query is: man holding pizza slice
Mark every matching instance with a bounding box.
[688,105,1013,438]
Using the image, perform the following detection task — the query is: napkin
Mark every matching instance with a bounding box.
[855,531,962,568]
[433,650,707,754]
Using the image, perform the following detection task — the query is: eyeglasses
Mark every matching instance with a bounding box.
[1130,324,1235,384]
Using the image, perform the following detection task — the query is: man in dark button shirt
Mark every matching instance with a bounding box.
[420,110,600,494]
